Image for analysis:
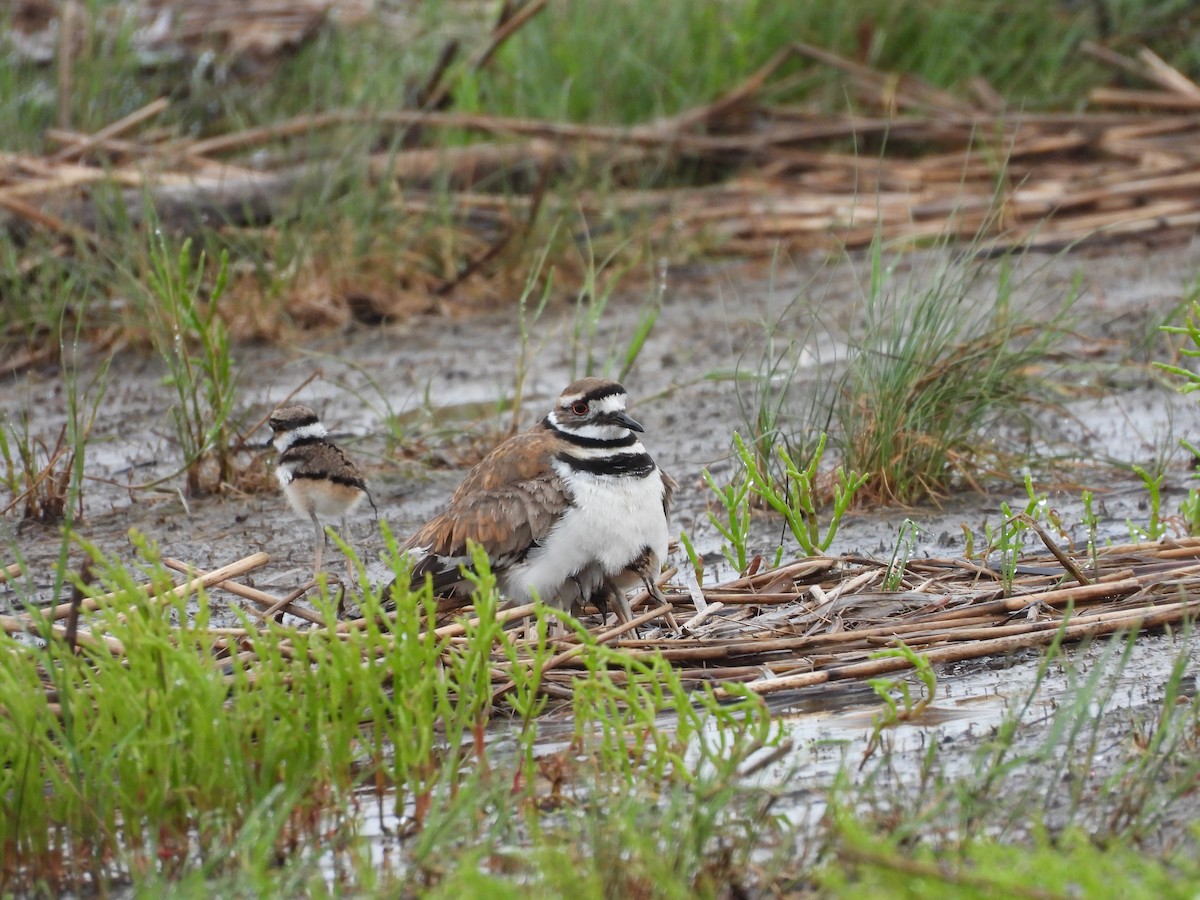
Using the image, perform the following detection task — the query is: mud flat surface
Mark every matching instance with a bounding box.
[3,240,1200,829]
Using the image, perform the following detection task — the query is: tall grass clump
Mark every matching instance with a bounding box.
[730,239,1073,514]
[131,232,239,496]
[833,243,1074,505]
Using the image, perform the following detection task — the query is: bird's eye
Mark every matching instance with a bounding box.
[571,401,589,416]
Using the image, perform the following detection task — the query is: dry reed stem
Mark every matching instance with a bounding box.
[1,611,125,655]
[36,552,271,623]
[51,97,170,163]
[722,596,1200,698]
[162,558,327,626]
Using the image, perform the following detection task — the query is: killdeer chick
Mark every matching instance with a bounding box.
[401,377,675,623]
[266,405,375,578]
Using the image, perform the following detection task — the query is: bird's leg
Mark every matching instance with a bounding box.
[571,574,607,624]
[636,558,679,632]
[339,515,356,594]
[605,578,634,625]
[542,608,567,640]
[310,512,325,578]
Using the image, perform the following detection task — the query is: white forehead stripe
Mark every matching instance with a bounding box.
[284,422,327,440]
[272,420,328,452]
[592,394,627,413]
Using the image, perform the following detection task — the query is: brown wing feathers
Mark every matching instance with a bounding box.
[403,427,570,593]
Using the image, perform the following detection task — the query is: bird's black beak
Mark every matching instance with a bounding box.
[608,410,644,432]
[263,435,276,449]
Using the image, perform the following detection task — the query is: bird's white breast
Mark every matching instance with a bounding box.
[504,461,669,603]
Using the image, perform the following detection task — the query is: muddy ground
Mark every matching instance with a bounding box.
[3,238,1200,840]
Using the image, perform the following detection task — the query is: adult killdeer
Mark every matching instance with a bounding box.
[266,405,375,578]
[401,377,674,622]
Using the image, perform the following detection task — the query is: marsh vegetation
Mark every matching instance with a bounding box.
[4,1,1200,896]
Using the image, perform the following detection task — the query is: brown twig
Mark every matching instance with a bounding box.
[162,559,328,627]
[1013,514,1091,587]
[51,97,170,163]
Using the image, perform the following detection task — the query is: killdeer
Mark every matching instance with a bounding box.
[266,405,375,578]
[400,377,675,622]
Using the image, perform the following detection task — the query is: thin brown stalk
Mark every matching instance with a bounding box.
[51,97,170,163]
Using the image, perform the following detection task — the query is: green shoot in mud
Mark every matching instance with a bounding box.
[693,430,865,576]
[861,643,937,765]
[700,464,756,574]
[137,233,238,496]
[0,413,69,524]
[734,431,867,556]
[883,519,920,591]
[981,475,1064,595]
[1157,298,1200,535]
[0,425,17,501]
[677,529,705,587]
[1156,296,1200,394]
[1127,464,1167,542]
[1180,478,1200,535]
[983,509,1017,595]
[1081,489,1101,573]
[0,339,107,529]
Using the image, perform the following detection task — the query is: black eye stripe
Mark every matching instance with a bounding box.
[269,406,319,431]
[271,414,318,430]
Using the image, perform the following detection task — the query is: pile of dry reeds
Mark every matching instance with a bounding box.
[8,24,1200,268]
[6,532,1199,706]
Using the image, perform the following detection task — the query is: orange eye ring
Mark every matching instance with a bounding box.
[571,401,589,416]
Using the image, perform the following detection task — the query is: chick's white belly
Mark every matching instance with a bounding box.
[504,468,669,603]
[277,468,364,518]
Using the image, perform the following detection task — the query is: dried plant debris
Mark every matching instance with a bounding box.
[7,534,1200,710]
[7,37,1200,260]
